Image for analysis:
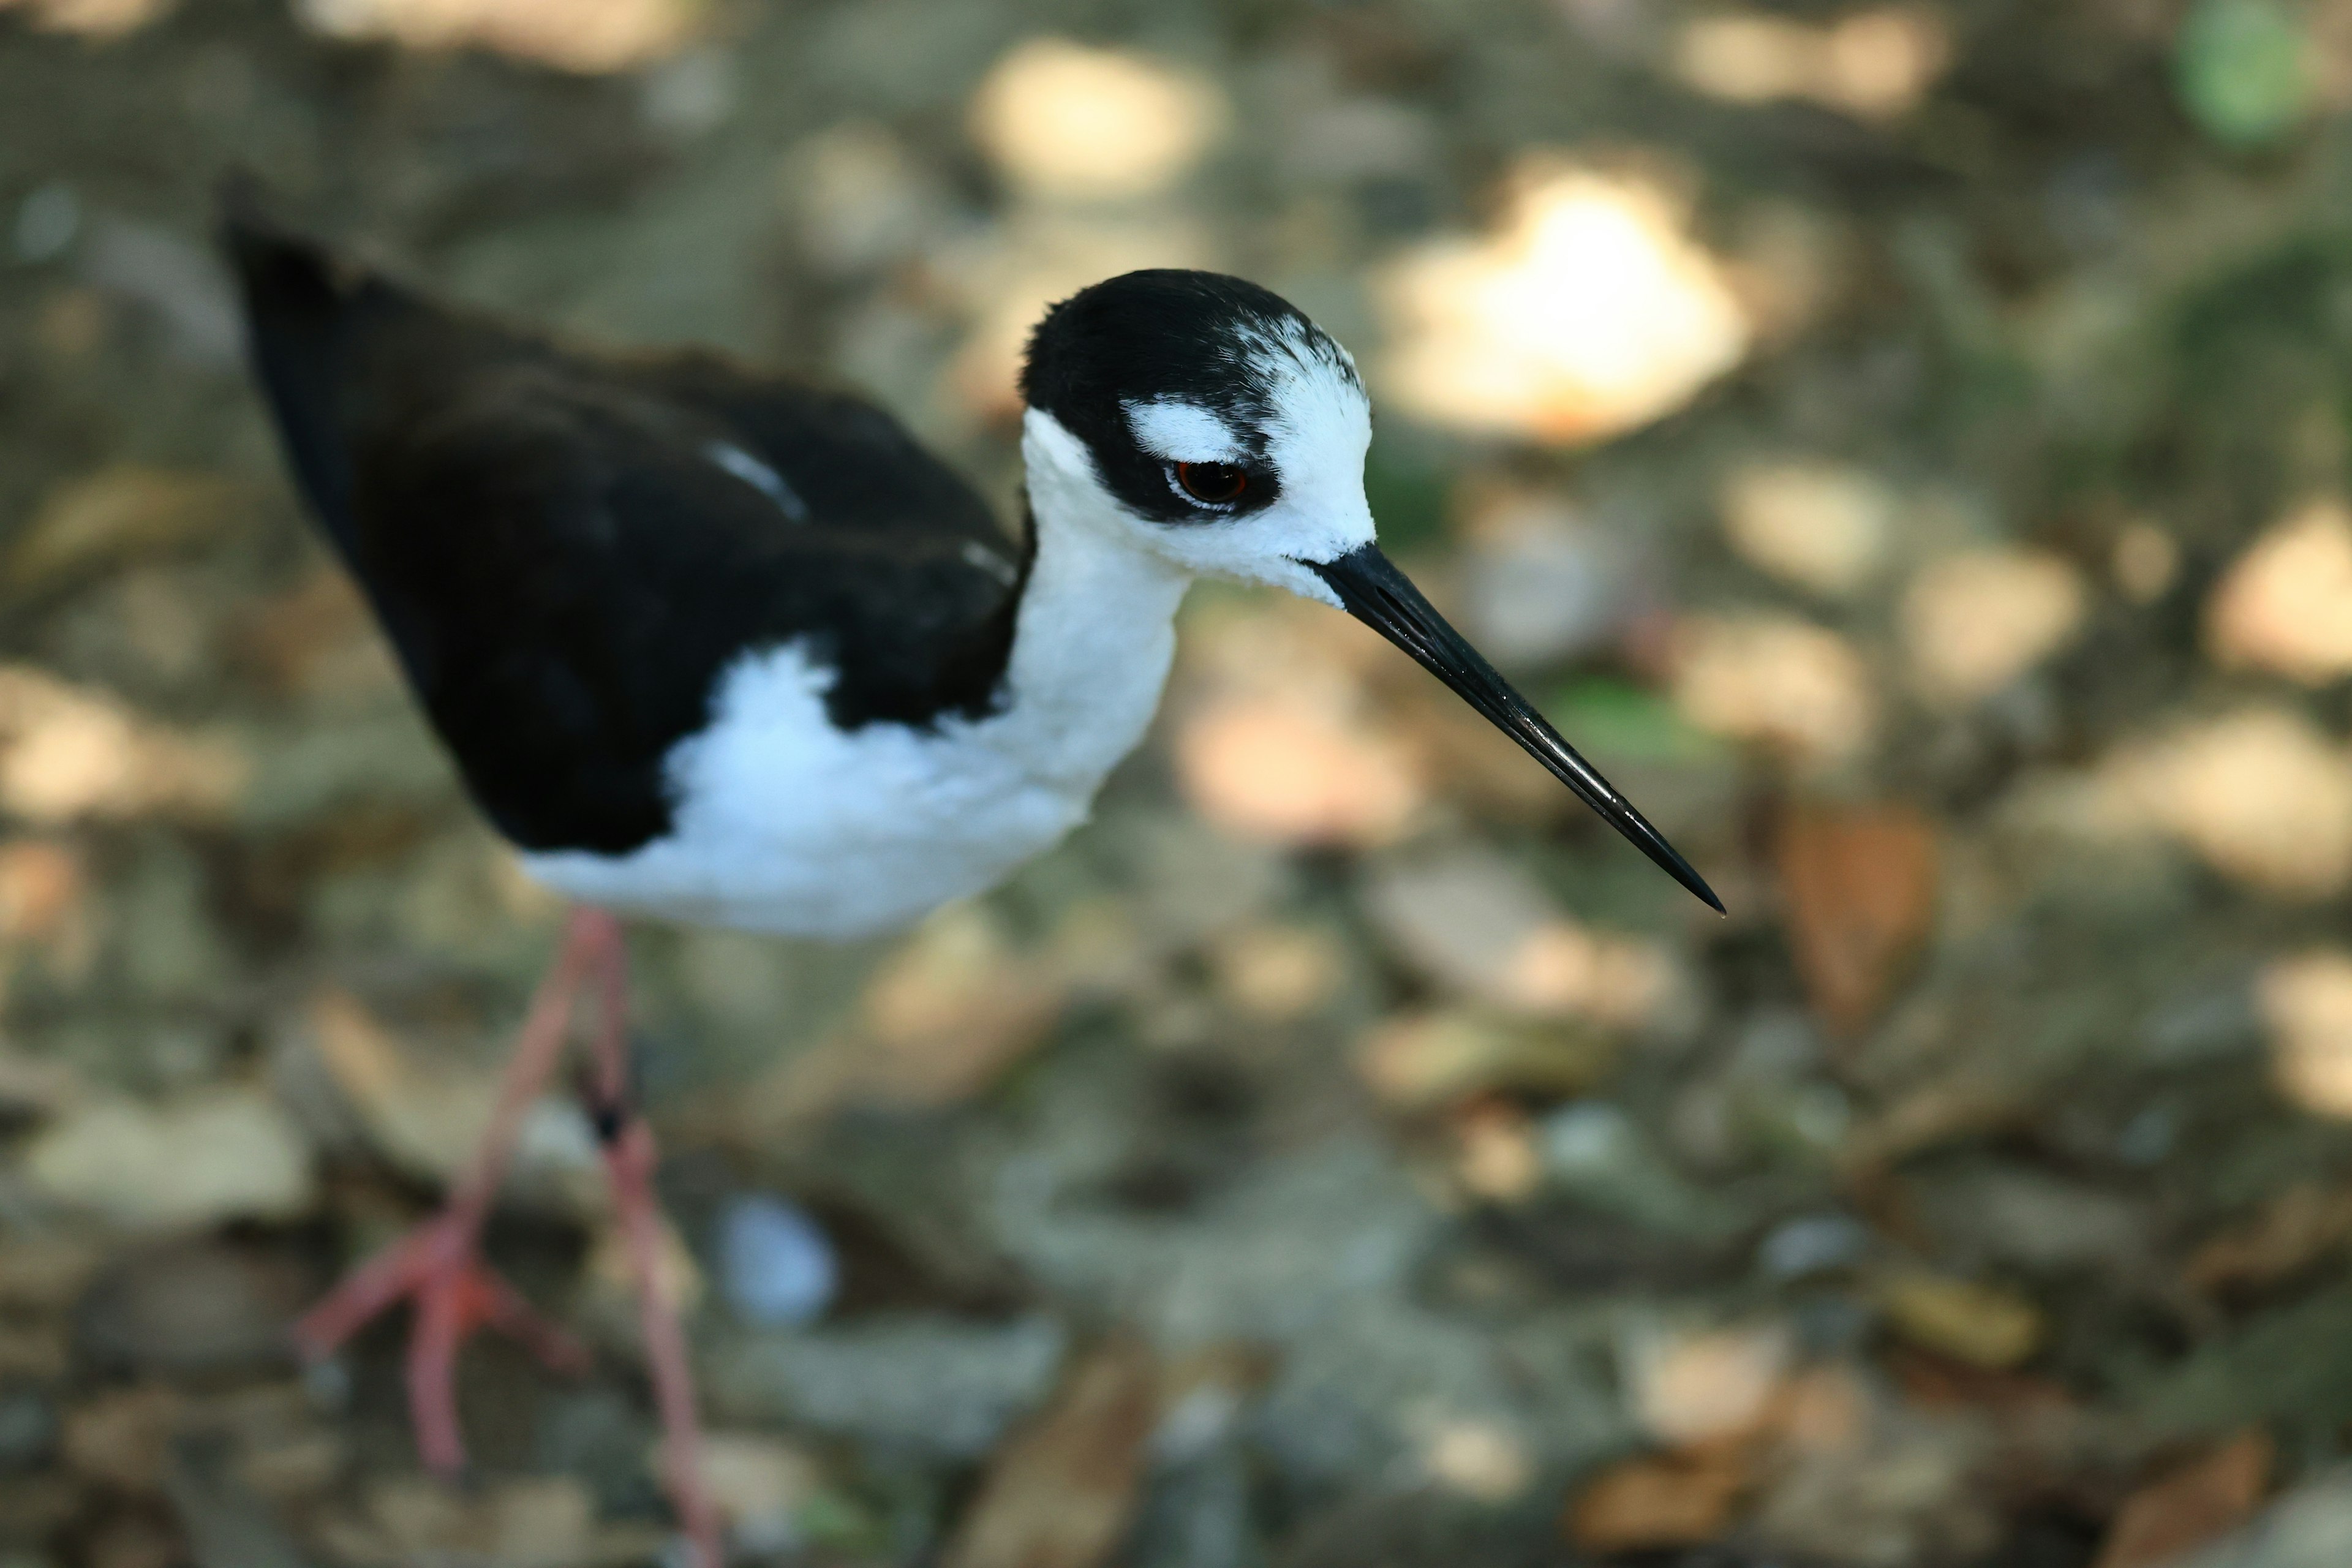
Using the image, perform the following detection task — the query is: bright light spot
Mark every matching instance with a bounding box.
[1375,162,1751,445]
[949,211,1216,420]
[2260,950,2352,1118]
[2207,498,2352,683]
[1453,1103,1541,1201]
[2101,708,2352,897]
[968,39,1227,201]
[1422,1419,1534,1501]
[1621,1320,1793,1446]
[1205,923,1345,1021]
[1675,7,1951,121]
[1902,549,2087,705]
[1362,844,1672,1026]
[295,0,693,73]
[1719,460,1894,598]
[1175,691,1422,848]
[0,666,246,824]
[1671,612,1876,767]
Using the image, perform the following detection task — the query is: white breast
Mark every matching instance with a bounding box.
[519,451,1191,938]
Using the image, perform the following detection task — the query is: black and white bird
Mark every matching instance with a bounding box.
[222,188,1718,1567]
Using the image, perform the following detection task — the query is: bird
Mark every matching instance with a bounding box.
[221,185,1720,1568]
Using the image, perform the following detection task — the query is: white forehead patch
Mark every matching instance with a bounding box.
[1125,399,1242,462]
[1240,320,1371,502]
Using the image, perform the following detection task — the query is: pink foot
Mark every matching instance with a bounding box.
[293,908,727,1567]
[295,1208,590,1474]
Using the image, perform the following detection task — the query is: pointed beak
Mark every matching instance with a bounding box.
[1310,544,1724,914]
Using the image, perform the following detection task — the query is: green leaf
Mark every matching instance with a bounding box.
[1545,678,1724,764]
[2177,0,2314,151]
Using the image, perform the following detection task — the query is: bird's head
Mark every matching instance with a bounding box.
[1020,270,1721,912]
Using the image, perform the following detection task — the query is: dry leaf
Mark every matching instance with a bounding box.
[1874,1272,2043,1370]
[2207,499,2352,684]
[1777,802,1939,1038]
[1623,1322,1795,1447]
[741,905,1068,1128]
[1354,1009,1615,1109]
[1175,691,1422,848]
[63,1384,184,1494]
[1672,612,1877,766]
[1566,1444,1751,1553]
[968,39,1226,200]
[2094,1431,2272,1568]
[24,1088,314,1231]
[2184,1182,2352,1295]
[0,665,247,824]
[1902,550,2086,705]
[3,467,244,597]
[946,1338,1159,1568]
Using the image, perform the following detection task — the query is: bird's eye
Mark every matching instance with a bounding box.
[1174,462,1248,506]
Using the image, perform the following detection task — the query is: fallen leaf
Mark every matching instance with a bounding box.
[1874,1272,2043,1370]
[0,665,247,824]
[1422,1419,1533,1501]
[291,988,598,1211]
[1885,1347,2071,1413]
[2256,951,2352,1118]
[2207,499,2352,683]
[63,1384,184,1494]
[740,905,1068,1128]
[325,1474,662,1568]
[2094,1430,2272,1568]
[1175,690,1422,848]
[1566,1444,1752,1553]
[1719,460,1894,598]
[1374,160,1751,445]
[946,1338,1159,1568]
[2185,1182,2352,1295]
[1672,612,1877,767]
[24,1087,313,1231]
[1360,843,1673,1025]
[1623,1322,1795,1447]
[2,467,244,598]
[682,1431,820,1552]
[1902,549,2086,705]
[968,39,1226,200]
[1777,802,1940,1038]
[1355,1009,1615,1109]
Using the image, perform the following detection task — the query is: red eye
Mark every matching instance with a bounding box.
[1175,462,1248,505]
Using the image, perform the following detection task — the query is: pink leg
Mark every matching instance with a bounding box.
[295,910,605,1470]
[578,913,724,1568]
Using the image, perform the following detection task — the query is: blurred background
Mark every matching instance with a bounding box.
[5,0,2352,1564]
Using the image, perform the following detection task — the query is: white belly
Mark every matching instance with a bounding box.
[520,630,1172,938]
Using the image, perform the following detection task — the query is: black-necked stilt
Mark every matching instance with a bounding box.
[221,186,1719,1568]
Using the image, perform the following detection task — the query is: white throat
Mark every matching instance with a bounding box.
[515,408,1195,939]
[998,407,1193,780]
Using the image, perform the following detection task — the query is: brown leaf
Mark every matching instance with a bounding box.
[2094,1431,2272,1568]
[1565,1444,1752,1553]
[3,467,246,598]
[733,907,1068,1131]
[946,1338,1159,1568]
[1874,1271,2043,1370]
[2184,1182,2352,1296]
[64,1385,184,1494]
[1776,801,1939,1038]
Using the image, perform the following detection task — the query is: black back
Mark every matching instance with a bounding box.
[223,203,1028,856]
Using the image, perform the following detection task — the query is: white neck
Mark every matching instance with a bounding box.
[993,410,1191,783]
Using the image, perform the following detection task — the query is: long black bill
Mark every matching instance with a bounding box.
[1311,545,1724,914]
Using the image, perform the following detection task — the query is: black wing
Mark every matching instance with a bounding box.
[222,202,1028,856]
